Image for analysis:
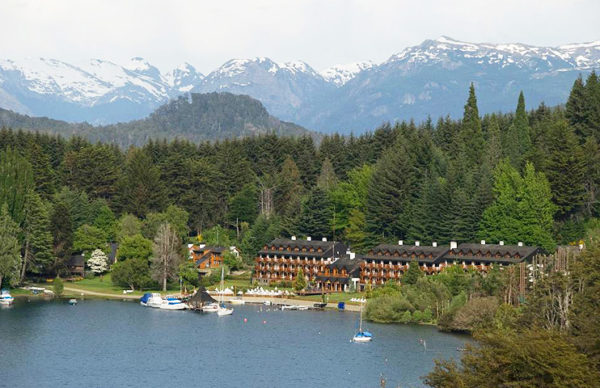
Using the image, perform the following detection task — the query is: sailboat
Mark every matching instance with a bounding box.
[352,300,373,342]
[217,267,233,316]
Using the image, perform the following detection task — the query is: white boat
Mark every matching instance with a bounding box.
[230,297,245,305]
[68,299,78,305]
[216,267,233,316]
[202,302,219,313]
[143,293,164,308]
[0,290,14,305]
[353,301,373,343]
[158,296,188,310]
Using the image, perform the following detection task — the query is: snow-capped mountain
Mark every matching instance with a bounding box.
[320,61,374,86]
[0,36,599,132]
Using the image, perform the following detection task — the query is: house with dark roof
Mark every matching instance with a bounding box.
[188,244,240,277]
[66,252,85,277]
[254,236,346,285]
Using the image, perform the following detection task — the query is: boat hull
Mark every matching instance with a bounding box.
[217,308,233,316]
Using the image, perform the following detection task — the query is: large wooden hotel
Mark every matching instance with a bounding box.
[254,236,539,291]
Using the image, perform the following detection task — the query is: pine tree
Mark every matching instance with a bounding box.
[316,158,338,191]
[293,267,307,291]
[365,139,417,240]
[0,148,34,225]
[118,149,166,218]
[345,209,369,252]
[297,187,333,239]
[584,71,600,141]
[21,192,53,279]
[504,92,532,167]
[0,204,21,288]
[227,183,259,226]
[274,156,304,232]
[485,115,503,168]
[458,83,485,166]
[545,121,586,219]
[566,75,588,139]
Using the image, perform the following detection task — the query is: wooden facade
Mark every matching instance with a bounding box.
[254,237,347,285]
[189,244,237,276]
[360,241,539,286]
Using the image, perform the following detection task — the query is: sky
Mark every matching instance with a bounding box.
[2,0,599,74]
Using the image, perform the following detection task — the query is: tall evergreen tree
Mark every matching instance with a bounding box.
[458,84,485,166]
[0,148,33,225]
[118,149,166,218]
[504,92,532,167]
[545,121,586,219]
[366,138,417,240]
[0,204,21,287]
[566,75,588,139]
[297,187,333,239]
[21,192,53,279]
[316,158,338,191]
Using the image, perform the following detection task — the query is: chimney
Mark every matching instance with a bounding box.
[432,242,437,247]
[499,241,504,246]
[349,252,356,260]
[450,241,457,250]
[307,236,311,241]
[199,243,206,249]
[518,242,523,247]
[480,240,486,245]
[322,237,327,242]
[398,240,403,246]
[415,241,420,247]
[291,235,296,241]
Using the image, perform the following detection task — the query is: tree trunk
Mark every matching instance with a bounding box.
[0,275,3,289]
[163,263,167,292]
[20,239,30,283]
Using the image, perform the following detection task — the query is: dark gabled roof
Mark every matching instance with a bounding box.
[67,254,85,267]
[452,243,538,257]
[328,254,363,277]
[444,243,539,264]
[364,244,449,263]
[193,245,225,254]
[363,243,539,265]
[259,238,347,258]
[315,275,351,285]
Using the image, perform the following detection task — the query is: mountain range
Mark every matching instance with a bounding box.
[1,36,599,134]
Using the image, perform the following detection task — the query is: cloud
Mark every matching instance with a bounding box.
[1,0,598,73]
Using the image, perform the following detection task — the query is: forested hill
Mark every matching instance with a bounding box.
[0,92,312,146]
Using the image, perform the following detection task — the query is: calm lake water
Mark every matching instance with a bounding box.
[0,298,470,388]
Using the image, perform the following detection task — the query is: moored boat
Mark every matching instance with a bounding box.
[216,267,233,316]
[230,297,245,305]
[202,302,219,313]
[146,293,164,308]
[158,296,188,310]
[0,289,14,305]
[352,301,373,343]
[68,299,78,305]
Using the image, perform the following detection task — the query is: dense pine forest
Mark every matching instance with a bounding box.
[1,72,600,385]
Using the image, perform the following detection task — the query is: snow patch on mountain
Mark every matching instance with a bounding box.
[320,61,374,86]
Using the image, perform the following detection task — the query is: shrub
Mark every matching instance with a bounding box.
[53,277,64,296]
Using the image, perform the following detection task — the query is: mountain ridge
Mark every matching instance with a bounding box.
[1,36,599,132]
[0,92,312,147]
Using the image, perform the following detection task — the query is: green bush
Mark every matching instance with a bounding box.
[53,277,64,296]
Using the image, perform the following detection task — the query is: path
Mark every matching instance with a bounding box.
[63,287,141,300]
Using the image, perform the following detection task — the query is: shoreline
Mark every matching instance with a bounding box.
[15,287,362,312]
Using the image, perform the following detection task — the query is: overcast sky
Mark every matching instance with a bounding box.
[2,0,599,73]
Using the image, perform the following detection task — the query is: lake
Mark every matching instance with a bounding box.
[0,298,470,388]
